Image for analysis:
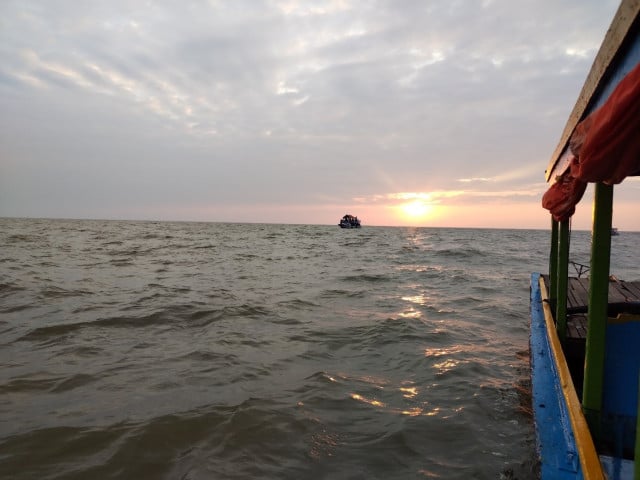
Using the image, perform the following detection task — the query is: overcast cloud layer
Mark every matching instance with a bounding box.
[2,0,636,228]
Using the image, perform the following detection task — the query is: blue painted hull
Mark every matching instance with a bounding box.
[530,273,637,479]
[530,273,583,479]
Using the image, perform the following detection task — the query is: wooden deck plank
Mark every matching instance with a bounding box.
[568,324,579,338]
[541,276,640,317]
[621,281,640,300]
[567,278,589,311]
[566,314,588,340]
[558,279,640,341]
[578,278,590,295]
[608,282,629,304]
[564,278,640,309]
[617,281,640,304]
[567,286,579,309]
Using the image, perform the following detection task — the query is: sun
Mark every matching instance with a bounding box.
[398,200,434,222]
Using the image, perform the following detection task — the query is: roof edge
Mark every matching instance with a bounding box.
[545,0,640,182]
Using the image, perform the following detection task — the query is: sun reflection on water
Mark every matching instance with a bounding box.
[424,345,465,357]
[398,308,421,319]
[350,393,386,407]
[347,381,453,418]
[401,294,428,305]
[433,359,461,374]
[400,386,418,398]
[424,345,468,375]
[401,407,424,417]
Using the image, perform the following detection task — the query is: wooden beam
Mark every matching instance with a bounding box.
[582,183,614,439]
[546,0,640,182]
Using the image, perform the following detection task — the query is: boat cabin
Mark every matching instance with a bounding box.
[339,214,361,228]
[530,1,640,478]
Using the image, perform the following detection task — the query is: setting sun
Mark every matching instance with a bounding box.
[399,200,434,222]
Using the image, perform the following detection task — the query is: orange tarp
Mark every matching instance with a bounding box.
[543,62,640,220]
[542,157,587,222]
[570,62,640,184]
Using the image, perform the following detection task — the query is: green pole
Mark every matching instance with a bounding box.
[582,182,614,439]
[549,218,559,304]
[556,219,570,341]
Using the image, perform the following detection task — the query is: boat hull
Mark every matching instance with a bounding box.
[530,273,584,478]
[338,214,361,228]
[530,273,640,479]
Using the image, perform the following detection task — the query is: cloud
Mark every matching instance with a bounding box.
[458,177,493,183]
[355,185,544,208]
[0,0,627,227]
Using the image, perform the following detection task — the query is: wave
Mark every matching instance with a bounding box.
[39,286,93,299]
[432,246,484,258]
[0,282,26,296]
[5,233,40,243]
[339,273,391,283]
[319,288,366,299]
[275,298,319,310]
[17,311,173,342]
[17,303,275,343]
[0,220,552,479]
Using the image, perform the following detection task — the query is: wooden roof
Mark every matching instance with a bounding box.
[545,0,640,183]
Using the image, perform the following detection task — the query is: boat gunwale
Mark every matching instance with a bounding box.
[533,273,604,479]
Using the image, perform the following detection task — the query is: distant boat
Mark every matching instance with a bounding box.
[611,227,619,236]
[338,214,361,228]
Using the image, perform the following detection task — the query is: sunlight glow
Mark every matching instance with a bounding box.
[398,200,434,222]
[350,393,385,407]
[401,294,427,305]
[400,386,418,398]
[398,308,421,319]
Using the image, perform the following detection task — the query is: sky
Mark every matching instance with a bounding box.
[1,0,638,229]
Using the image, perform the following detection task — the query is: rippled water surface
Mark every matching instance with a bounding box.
[2,218,638,479]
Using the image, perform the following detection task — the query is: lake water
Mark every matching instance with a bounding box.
[2,218,638,479]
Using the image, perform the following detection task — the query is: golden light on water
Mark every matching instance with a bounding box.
[398,307,421,319]
[433,359,460,373]
[350,393,386,407]
[399,293,427,318]
[400,386,418,398]
[401,294,427,305]
[348,383,451,418]
[401,407,424,417]
[424,345,464,357]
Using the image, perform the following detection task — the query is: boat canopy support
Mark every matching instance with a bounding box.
[548,218,571,342]
[582,183,614,438]
[549,219,559,302]
[556,220,570,342]
[547,183,615,442]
